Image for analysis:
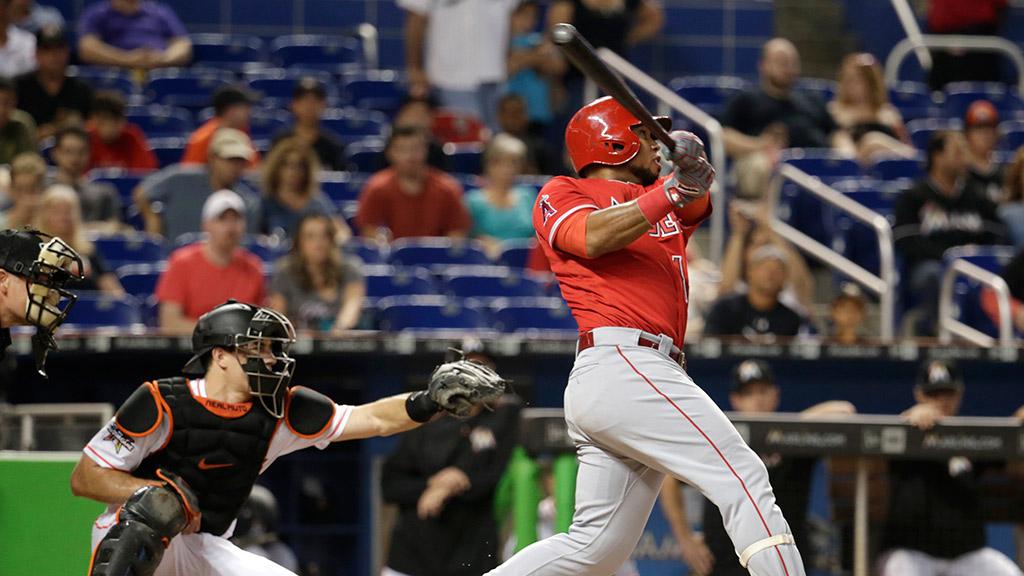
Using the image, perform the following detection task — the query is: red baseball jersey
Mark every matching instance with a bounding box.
[534,176,710,344]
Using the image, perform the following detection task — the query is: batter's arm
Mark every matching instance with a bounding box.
[582,203,654,258]
[70,455,161,505]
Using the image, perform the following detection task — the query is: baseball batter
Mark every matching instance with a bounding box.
[71,300,506,576]
[488,96,804,576]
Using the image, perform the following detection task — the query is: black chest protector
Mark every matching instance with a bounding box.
[134,378,277,536]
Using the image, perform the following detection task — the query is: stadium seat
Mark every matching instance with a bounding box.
[942,245,1018,337]
[667,75,747,118]
[320,108,388,140]
[148,137,186,167]
[942,82,1024,120]
[795,78,837,103]
[248,109,291,141]
[869,156,925,181]
[270,35,362,72]
[340,70,406,114]
[498,239,538,268]
[245,69,336,108]
[320,171,359,203]
[63,293,143,329]
[389,238,491,269]
[125,105,194,138]
[116,263,166,299]
[779,149,861,182]
[67,65,136,96]
[87,168,153,212]
[146,69,231,110]
[190,34,265,70]
[362,265,437,301]
[906,117,962,150]
[431,110,489,144]
[831,181,899,276]
[1000,120,1024,152]
[441,266,547,300]
[346,139,384,172]
[90,233,166,268]
[344,237,387,264]
[888,82,936,121]
[491,297,578,332]
[443,143,483,175]
[377,295,489,331]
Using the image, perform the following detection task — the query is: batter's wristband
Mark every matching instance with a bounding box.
[635,189,674,225]
[405,391,441,423]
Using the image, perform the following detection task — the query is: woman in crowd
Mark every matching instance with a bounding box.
[465,134,537,259]
[1000,146,1024,249]
[829,53,916,164]
[34,184,124,295]
[0,152,46,229]
[269,213,365,332]
[259,137,348,241]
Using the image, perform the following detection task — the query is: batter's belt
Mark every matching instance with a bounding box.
[577,327,687,370]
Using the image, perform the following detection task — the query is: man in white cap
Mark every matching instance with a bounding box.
[135,128,260,241]
[154,189,264,335]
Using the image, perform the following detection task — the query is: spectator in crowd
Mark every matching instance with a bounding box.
[465,134,536,258]
[269,213,364,333]
[0,151,44,229]
[258,137,340,239]
[999,146,1024,249]
[33,184,124,295]
[704,244,809,341]
[382,354,521,576]
[356,126,471,243]
[661,359,854,576]
[722,38,846,199]
[382,96,448,171]
[10,0,63,34]
[182,86,259,166]
[828,52,914,165]
[719,201,814,313]
[15,26,92,142]
[136,127,260,240]
[926,0,1007,90]
[76,0,192,71]
[154,189,264,335]
[980,247,1024,335]
[270,76,346,171]
[894,131,1005,335]
[879,360,1024,576]
[0,77,35,165]
[507,0,561,128]
[0,0,35,78]
[50,126,122,231]
[963,100,1004,202]
[400,0,517,130]
[496,93,561,175]
[86,90,158,171]
[828,283,868,345]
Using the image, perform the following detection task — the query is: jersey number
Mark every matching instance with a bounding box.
[672,255,690,304]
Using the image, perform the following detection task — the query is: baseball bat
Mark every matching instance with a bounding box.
[551,22,675,150]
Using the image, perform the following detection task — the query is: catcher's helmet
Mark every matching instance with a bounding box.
[565,96,671,175]
[183,300,296,418]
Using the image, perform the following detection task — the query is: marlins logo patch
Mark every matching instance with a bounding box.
[539,195,557,224]
[102,422,135,454]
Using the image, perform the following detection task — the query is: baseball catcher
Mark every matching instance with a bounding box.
[72,300,506,576]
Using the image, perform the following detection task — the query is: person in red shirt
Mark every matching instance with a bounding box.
[86,91,158,171]
[355,125,472,243]
[488,97,805,576]
[155,189,264,335]
[927,0,1008,89]
[181,85,260,167]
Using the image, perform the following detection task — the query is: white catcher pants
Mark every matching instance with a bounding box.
[487,328,805,576]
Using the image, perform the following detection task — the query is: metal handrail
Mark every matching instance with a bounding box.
[938,259,1014,348]
[356,23,379,70]
[885,35,1024,93]
[888,0,933,71]
[770,164,896,342]
[583,48,728,262]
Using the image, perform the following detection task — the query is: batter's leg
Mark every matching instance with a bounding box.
[486,442,664,576]
[947,548,1024,576]
[190,533,299,575]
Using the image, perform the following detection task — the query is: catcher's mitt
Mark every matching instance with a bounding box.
[427,349,508,417]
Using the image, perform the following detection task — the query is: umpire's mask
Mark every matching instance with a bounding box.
[234,308,296,418]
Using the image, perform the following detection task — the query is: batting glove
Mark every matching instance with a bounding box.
[659,131,715,207]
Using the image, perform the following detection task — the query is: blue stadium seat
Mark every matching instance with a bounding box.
[146,69,231,110]
[943,245,1018,337]
[125,105,194,138]
[443,143,483,175]
[795,78,837,103]
[389,238,490,268]
[667,75,747,118]
[1000,120,1024,152]
[362,265,437,301]
[340,70,406,114]
[270,35,362,71]
[441,266,546,300]
[148,137,186,167]
[869,156,925,181]
[63,293,143,329]
[116,263,166,299]
[498,239,538,268]
[347,139,384,173]
[344,237,386,264]
[942,82,1024,120]
[87,168,153,213]
[90,233,166,268]
[491,297,578,333]
[320,171,359,203]
[67,65,136,96]
[377,295,488,331]
[906,117,962,150]
[320,108,388,139]
[190,34,265,70]
[245,69,336,108]
[888,82,935,121]
[777,148,861,247]
[831,181,899,276]
[248,109,291,141]
[779,149,861,182]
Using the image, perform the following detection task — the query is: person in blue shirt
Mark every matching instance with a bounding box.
[465,133,537,257]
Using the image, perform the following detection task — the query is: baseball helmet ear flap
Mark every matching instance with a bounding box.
[565,96,671,175]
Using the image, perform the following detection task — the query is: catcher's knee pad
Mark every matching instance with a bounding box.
[90,520,166,576]
[739,533,796,575]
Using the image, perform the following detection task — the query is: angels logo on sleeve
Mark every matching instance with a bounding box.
[539,195,558,225]
[102,422,135,454]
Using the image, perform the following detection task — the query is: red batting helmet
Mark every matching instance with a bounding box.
[565,96,671,175]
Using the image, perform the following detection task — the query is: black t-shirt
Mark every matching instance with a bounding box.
[882,458,997,558]
[271,129,348,172]
[702,455,817,576]
[569,0,642,57]
[967,164,1004,204]
[14,73,93,128]
[721,88,836,148]
[704,293,806,340]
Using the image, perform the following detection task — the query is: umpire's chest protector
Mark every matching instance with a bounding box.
[133,378,278,536]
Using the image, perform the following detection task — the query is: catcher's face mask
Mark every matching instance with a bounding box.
[24,237,84,375]
[233,308,296,418]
